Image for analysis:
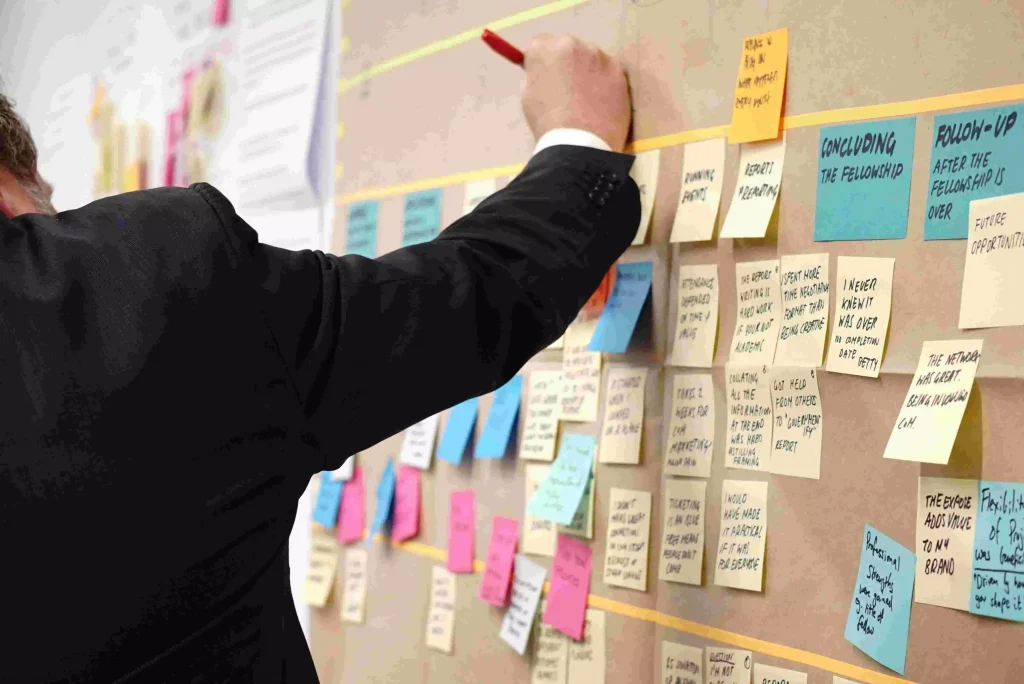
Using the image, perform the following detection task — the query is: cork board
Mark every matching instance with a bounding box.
[318,1,1024,682]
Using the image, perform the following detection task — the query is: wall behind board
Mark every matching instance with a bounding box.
[318,1,1024,682]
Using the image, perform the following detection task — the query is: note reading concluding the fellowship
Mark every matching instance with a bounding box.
[825,256,894,378]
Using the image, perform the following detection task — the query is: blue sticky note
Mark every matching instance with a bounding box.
[367,460,397,542]
[436,397,479,465]
[312,472,344,528]
[814,117,916,241]
[844,524,916,674]
[402,189,443,247]
[970,481,1024,622]
[525,434,596,525]
[346,200,378,258]
[588,261,653,353]
[475,375,523,459]
[925,104,1024,240]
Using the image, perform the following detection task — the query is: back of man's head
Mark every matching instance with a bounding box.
[0,92,55,216]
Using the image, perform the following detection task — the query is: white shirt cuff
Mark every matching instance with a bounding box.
[532,128,613,155]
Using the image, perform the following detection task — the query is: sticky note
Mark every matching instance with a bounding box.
[560,310,602,422]
[526,434,596,525]
[366,460,396,542]
[447,489,475,573]
[661,641,703,684]
[825,257,895,377]
[883,339,983,464]
[543,534,592,640]
[519,370,562,461]
[589,261,654,353]
[603,488,652,591]
[391,466,420,542]
[725,366,771,471]
[925,103,1024,240]
[721,137,786,239]
[834,678,861,684]
[547,334,565,350]
[476,375,523,458]
[567,609,606,684]
[337,466,365,544]
[730,260,781,364]
[630,150,661,245]
[499,555,547,655]
[399,414,439,470]
[402,188,443,247]
[303,529,339,607]
[345,200,378,257]
[462,178,496,216]
[523,464,557,557]
[436,397,478,465]
[960,192,1024,328]
[479,516,519,606]
[970,481,1024,622]
[767,367,823,480]
[559,468,595,539]
[425,565,457,653]
[670,264,719,367]
[915,477,978,611]
[814,118,916,241]
[598,367,647,465]
[664,373,715,478]
[340,548,368,623]
[672,138,727,242]
[705,648,752,684]
[329,456,354,481]
[714,480,768,592]
[754,665,806,684]
[844,524,916,674]
[774,253,829,367]
[312,472,344,528]
[531,617,569,683]
[659,478,707,586]
[728,28,788,144]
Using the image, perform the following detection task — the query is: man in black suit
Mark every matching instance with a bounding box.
[0,35,639,682]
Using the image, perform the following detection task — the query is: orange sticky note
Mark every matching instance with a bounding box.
[728,28,788,144]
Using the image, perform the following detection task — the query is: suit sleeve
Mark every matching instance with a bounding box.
[252,145,640,468]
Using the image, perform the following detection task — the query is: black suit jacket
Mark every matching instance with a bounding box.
[0,145,639,682]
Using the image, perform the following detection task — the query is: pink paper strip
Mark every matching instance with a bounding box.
[391,466,420,542]
[336,466,365,544]
[543,534,592,640]
[478,516,520,606]
[447,490,475,573]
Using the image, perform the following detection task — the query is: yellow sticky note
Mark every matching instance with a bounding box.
[520,370,563,462]
[730,260,781,364]
[603,488,652,591]
[664,373,715,478]
[598,367,647,464]
[560,310,602,422]
[714,480,768,592]
[523,465,557,556]
[915,476,978,611]
[960,193,1024,329]
[720,135,787,238]
[340,548,368,623]
[303,529,339,607]
[670,264,719,368]
[567,609,605,684]
[661,642,703,684]
[728,28,788,144]
[532,614,569,684]
[671,138,727,242]
[462,178,497,216]
[775,253,830,367]
[825,257,895,378]
[547,334,565,350]
[725,365,771,472]
[425,565,456,653]
[883,339,983,464]
[630,150,661,245]
[658,478,707,585]
[766,367,823,480]
[754,664,806,684]
[705,648,753,684]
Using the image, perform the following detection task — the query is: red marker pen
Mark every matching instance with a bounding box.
[481,29,524,67]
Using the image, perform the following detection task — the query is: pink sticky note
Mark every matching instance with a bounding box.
[392,466,420,542]
[479,516,520,606]
[543,534,592,640]
[337,466,365,544]
[212,0,230,26]
[447,490,475,573]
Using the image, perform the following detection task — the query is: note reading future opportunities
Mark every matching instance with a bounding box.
[664,373,715,478]
[730,260,781,364]
[714,479,768,592]
[959,192,1024,329]
[671,264,719,368]
[825,256,894,378]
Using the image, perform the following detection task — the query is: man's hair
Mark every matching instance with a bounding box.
[0,92,39,183]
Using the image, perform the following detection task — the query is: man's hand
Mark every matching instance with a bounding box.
[521,35,632,153]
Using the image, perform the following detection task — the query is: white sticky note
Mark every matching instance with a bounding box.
[915,476,978,611]
[731,260,782,364]
[425,565,457,653]
[662,641,704,684]
[659,478,707,585]
[330,456,355,481]
[960,193,1024,329]
[671,137,727,243]
[631,149,661,245]
[670,264,719,368]
[720,135,786,239]
[523,465,557,557]
[753,664,806,684]
[603,488,652,591]
[883,339,983,464]
[833,678,862,684]
[399,414,439,470]
[825,257,894,378]
[598,367,647,464]
[520,370,563,462]
[462,178,497,216]
[499,555,547,655]
[340,548,368,623]
[531,618,569,684]
[560,311,602,422]
[725,365,771,471]
[664,373,715,478]
[705,648,752,684]
[567,609,605,684]
[547,334,565,350]
[714,480,768,592]
[303,529,339,607]
[767,367,823,480]
[774,253,830,367]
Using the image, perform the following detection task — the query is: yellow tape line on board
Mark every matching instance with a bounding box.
[337,0,592,93]
[336,82,1024,205]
